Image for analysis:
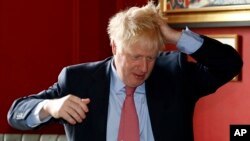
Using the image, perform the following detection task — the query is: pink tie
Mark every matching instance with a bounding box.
[118,86,140,141]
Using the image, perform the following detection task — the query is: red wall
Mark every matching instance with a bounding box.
[0,0,115,133]
[192,27,250,141]
[0,0,78,133]
[166,26,250,141]
[1,0,250,141]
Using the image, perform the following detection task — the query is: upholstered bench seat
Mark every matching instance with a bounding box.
[0,134,67,141]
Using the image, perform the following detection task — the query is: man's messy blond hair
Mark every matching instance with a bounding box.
[107,1,166,51]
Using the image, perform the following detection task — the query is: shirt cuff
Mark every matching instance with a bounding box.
[176,27,204,54]
[27,100,52,127]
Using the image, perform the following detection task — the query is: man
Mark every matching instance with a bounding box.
[7,1,242,141]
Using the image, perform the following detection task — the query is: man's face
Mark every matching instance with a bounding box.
[112,40,159,87]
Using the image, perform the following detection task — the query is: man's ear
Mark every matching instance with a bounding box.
[111,40,116,55]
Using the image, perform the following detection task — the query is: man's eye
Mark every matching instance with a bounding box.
[132,56,140,60]
[147,57,156,61]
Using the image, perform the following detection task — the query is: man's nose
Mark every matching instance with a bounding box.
[140,59,148,73]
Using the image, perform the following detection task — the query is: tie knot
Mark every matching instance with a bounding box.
[125,86,136,96]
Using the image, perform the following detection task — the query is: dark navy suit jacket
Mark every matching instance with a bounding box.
[8,36,243,141]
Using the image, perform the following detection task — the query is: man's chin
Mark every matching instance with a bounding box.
[133,80,145,87]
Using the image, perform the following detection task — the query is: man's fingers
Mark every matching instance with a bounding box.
[65,96,90,123]
[67,96,90,112]
[64,105,84,124]
[60,109,77,125]
[82,98,90,104]
[46,95,91,125]
[81,98,90,112]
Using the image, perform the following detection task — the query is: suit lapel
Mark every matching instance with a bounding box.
[145,79,167,141]
[87,59,112,140]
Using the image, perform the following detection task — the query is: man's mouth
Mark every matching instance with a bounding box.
[134,74,145,80]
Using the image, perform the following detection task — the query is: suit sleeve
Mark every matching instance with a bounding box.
[185,35,243,99]
[7,67,70,130]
